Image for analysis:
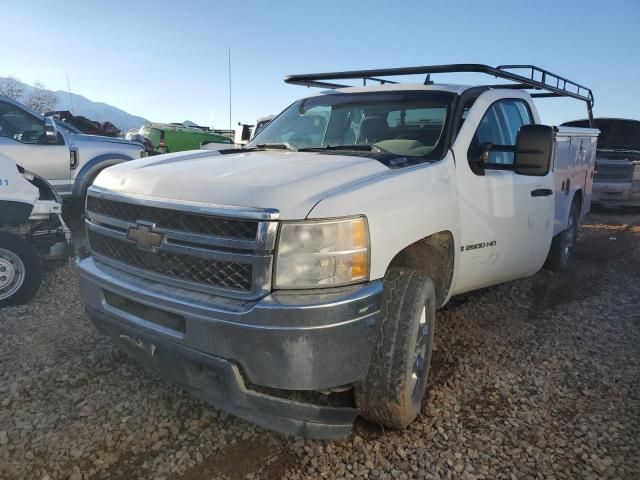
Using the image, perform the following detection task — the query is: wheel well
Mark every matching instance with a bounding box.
[387,231,454,307]
[573,189,583,215]
[72,153,134,198]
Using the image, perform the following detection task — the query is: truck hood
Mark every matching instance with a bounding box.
[94,150,390,219]
[69,133,143,147]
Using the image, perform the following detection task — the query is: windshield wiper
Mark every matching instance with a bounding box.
[299,144,374,152]
[255,142,298,151]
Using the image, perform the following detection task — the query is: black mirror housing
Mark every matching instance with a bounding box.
[514,124,553,176]
[43,117,59,143]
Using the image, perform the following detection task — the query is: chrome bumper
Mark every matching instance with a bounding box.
[593,181,640,207]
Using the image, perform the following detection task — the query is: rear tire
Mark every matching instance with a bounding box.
[545,199,580,271]
[0,232,43,308]
[355,268,436,429]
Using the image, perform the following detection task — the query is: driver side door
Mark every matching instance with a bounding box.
[0,100,70,195]
[452,95,555,295]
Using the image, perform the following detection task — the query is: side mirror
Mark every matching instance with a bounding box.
[241,125,252,142]
[513,124,553,176]
[44,117,59,143]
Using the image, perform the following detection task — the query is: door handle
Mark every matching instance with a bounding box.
[531,188,553,197]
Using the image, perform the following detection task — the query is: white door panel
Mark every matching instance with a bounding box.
[454,169,554,294]
[450,90,554,295]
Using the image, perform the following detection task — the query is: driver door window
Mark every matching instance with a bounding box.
[469,99,533,168]
[0,101,49,144]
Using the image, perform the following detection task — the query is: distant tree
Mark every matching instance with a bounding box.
[26,81,58,113]
[0,76,25,101]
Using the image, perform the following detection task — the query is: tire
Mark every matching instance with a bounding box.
[0,232,43,308]
[355,268,436,429]
[545,199,580,272]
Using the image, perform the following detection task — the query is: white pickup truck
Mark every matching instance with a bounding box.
[0,95,146,199]
[76,64,598,439]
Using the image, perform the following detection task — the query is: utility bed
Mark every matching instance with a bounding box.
[552,127,599,235]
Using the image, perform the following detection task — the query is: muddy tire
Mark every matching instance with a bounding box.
[0,232,43,308]
[545,199,580,272]
[355,268,436,429]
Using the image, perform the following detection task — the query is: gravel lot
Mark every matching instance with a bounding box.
[1,210,639,480]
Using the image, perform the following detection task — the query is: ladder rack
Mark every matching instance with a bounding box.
[284,64,595,124]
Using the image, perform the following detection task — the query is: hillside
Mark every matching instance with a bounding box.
[0,77,148,132]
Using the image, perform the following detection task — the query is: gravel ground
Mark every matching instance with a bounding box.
[1,209,639,480]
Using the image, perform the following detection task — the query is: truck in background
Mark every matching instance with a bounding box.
[201,116,275,151]
[562,118,640,207]
[0,95,145,200]
[133,122,234,154]
[76,64,598,439]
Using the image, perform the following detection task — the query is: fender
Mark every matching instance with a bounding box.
[72,153,134,198]
[306,154,461,306]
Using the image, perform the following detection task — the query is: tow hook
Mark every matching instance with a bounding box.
[119,335,157,356]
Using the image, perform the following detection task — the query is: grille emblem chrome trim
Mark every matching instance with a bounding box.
[127,221,164,252]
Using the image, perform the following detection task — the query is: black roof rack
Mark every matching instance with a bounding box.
[285,64,595,125]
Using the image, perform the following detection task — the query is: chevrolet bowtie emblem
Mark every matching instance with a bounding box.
[127,221,164,251]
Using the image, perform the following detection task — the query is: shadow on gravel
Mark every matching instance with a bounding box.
[459,385,510,434]
[428,349,459,388]
[172,438,298,480]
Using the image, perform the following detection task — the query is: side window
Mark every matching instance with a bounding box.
[469,99,533,168]
[0,101,47,144]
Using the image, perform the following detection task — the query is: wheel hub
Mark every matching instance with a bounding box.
[0,248,25,301]
[411,307,430,395]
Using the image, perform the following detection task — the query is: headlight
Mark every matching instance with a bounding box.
[633,164,640,181]
[274,216,369,289]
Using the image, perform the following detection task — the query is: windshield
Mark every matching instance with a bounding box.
[247,91,454,160]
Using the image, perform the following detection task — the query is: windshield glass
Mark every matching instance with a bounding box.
[247,91,454,160]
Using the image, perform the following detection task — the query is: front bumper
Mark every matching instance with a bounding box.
[592,181,640,207]
[76,256,382,439]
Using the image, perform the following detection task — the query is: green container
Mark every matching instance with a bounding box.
[139,123,233,154]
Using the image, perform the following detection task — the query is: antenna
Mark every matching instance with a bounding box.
[228,49,232,132]
[66,75,74,113]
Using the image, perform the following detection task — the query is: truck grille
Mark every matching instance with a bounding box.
[86,196,259,240]
[85,189,277,299]
[88,230,253,291]
[595,161,633,182]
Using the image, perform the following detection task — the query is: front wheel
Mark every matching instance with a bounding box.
[355,268,436,429]
[0,232,43,308]
[545,199,580,271]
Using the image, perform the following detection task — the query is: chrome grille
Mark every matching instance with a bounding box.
[85,187,278,299]
[595,161,633,182]
[88,230,253,291]
[86,196,259,240]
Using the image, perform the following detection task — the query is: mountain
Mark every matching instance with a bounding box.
[0,77,149,132]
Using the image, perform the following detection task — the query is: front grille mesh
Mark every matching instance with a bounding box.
[88,230,252,291]
[595,163,633,182]
[86,196,258,240]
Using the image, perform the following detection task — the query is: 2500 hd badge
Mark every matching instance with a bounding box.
[462,241,497,251]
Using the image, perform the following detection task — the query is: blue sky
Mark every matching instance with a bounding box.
[2,0,638,128]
